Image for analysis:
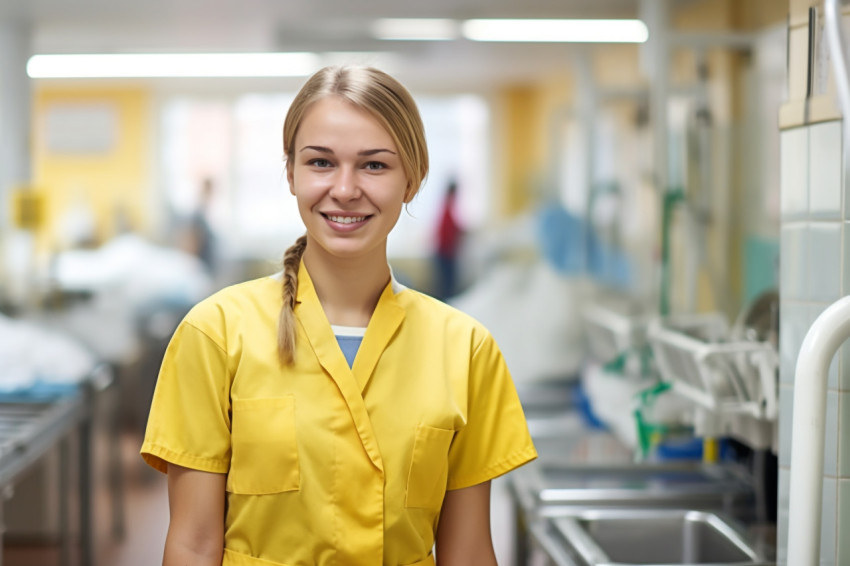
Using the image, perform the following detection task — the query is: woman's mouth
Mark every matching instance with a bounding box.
[320,213,372,231]
[324,214,367,224]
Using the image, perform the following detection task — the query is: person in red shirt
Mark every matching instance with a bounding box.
[433,179,463,300]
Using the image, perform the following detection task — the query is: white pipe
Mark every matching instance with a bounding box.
[787,295,850,565]
[790,5,850,562]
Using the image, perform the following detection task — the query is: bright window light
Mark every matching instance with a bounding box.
[27,52,322,78]
[462,19,649,43]
[371,18,459,41]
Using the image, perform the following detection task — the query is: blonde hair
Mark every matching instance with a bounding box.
[277,66,429,365]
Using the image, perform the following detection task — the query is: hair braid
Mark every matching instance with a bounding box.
[278,235,308,365]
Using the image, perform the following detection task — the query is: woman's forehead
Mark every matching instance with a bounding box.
[296,97,396,150]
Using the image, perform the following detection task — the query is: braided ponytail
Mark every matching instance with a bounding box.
[278,235,308,365]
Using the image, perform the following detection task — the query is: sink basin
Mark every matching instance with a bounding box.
[538,461,752,507]
[510,458,754,518]
[534,508,771,565]
[508,415,766,566]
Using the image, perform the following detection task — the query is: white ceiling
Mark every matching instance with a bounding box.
[0,0,644,92]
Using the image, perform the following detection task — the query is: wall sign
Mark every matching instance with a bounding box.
[45,102,118,155]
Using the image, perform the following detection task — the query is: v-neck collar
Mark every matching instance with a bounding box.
[293,261,406,471]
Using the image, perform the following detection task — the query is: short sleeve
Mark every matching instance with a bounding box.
[140,320,232,474]
[446,332,537,490]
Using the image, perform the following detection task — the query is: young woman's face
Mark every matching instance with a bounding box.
[288,96,411,262]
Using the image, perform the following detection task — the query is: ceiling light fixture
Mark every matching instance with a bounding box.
[462,19,649,43]
[371,18,459,41]
[27,52,322,79]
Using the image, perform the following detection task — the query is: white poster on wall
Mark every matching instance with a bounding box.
[45,102,118,154]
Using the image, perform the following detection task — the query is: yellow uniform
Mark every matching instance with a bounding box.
[141,262,537,566]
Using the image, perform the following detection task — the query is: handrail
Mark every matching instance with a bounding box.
[793,5,850,563]
[787,295,850,565]
[790,5,850,562]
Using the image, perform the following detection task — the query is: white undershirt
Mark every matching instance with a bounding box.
[331,325,367,337]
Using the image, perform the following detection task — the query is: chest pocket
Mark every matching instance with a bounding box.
[405,424,454,509]
[227,396,300,495]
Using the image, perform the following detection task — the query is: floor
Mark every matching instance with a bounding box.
[2,427,517,566]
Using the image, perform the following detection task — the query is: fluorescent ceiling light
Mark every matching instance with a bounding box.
[462,19,649,43]
[27,52,322,78]
[371,18,459,41]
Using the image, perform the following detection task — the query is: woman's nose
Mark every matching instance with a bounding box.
[329,166,360,201]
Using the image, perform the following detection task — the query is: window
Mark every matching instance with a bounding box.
[159,92,490,262]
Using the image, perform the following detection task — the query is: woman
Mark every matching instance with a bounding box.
[141,65,537,566]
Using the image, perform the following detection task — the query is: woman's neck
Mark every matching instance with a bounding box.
[302,244,390,327]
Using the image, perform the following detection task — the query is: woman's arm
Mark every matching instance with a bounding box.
[162,463,226,566]
[435,481,498,566]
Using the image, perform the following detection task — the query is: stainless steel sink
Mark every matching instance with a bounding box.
[539,461,752,509]
[507,411,765,566]
[510,457,755,517]
[531,508,772,565]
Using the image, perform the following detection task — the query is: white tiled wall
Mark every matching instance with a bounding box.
[778,120,847,566]
[808,224,842,302]
[780,224,808,300]
[839,478,850,564]
[780,126,809,217]
[809,123,843,219]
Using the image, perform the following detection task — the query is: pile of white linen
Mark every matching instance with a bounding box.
[0,314,97,392]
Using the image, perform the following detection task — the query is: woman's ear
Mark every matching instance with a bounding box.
[403,182,416,203]
[286,163,295,195]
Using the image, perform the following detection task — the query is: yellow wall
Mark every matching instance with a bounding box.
[491,44,643,219]
[594,44,643,87]
[492,73,573,217]
[732,0,789,29]
[493,86,545,216]
[32,86,153,251]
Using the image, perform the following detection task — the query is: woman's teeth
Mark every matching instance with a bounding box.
[327,215,365,224]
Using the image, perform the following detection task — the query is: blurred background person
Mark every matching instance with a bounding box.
[178,177,217,275]
[432,178,463,301]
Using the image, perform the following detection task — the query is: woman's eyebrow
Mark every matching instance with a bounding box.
[300,145,333,153]
[299,146,396,156]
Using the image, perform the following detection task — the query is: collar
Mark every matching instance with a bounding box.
[269,263,407,298]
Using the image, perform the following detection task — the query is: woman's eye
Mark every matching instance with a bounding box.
[308,158,332,168]
[364,161,386,171]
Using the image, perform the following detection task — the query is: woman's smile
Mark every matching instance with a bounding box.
[321,212,371,231]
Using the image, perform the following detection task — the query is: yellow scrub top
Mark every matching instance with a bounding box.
[141,263,537,566]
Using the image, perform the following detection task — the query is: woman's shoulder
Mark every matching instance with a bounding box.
[395,287,492,342]
[183,274,280,328]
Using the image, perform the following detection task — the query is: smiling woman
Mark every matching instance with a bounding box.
[288,96,411,265]
[140,65,537,566]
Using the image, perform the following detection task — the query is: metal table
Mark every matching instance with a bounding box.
[0,365,111,566]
